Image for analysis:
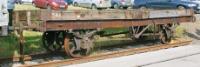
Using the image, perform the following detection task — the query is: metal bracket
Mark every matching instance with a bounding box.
[135,24,152,38]
[72,30,97,50]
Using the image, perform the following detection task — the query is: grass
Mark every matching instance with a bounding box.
[0,31,43,58]
[0,34,18,58]
[175,26,186,38]
[23,31,44,54]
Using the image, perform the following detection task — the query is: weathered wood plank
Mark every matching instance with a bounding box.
[13,9,194,21]
[40,9,193,20]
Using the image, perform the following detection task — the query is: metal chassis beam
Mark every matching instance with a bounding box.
[43,16,194,31]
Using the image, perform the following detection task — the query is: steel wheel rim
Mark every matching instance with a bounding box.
[160,31,167,44]
[160,29,172,44]
[64,36,87,58]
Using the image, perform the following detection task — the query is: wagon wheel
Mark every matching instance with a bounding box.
[42,31,64,52]
[159,29,172,44]
[64,35,93,58]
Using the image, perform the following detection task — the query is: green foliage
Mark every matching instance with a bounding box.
[23,31,44,54]
[0,31,43,58]
[175,26,186,38]
[0,34,19,58]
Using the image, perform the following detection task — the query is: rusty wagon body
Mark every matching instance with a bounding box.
[13,9,195,57]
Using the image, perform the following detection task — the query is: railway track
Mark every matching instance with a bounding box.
[19,39,192,67]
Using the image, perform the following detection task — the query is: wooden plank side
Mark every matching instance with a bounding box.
[41,10,147,20]
[14,9,194,21]
[13,9,194,23]
[14,10,41,21]
[148,9,193,18]
[40,9,193,21]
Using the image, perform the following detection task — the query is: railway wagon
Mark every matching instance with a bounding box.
[13,9,195,58]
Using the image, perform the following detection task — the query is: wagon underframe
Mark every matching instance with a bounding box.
[13,9,195,58]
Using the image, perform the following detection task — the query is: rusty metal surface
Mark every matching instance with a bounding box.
[13,9,195,31]
[44,16,193,30]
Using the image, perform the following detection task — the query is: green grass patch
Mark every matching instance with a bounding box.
[0,31,43,58]
[0,34,19,58]
[23,31,44,54]
[175,26,186,38]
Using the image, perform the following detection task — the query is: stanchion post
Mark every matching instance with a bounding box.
[14,11,25,63]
